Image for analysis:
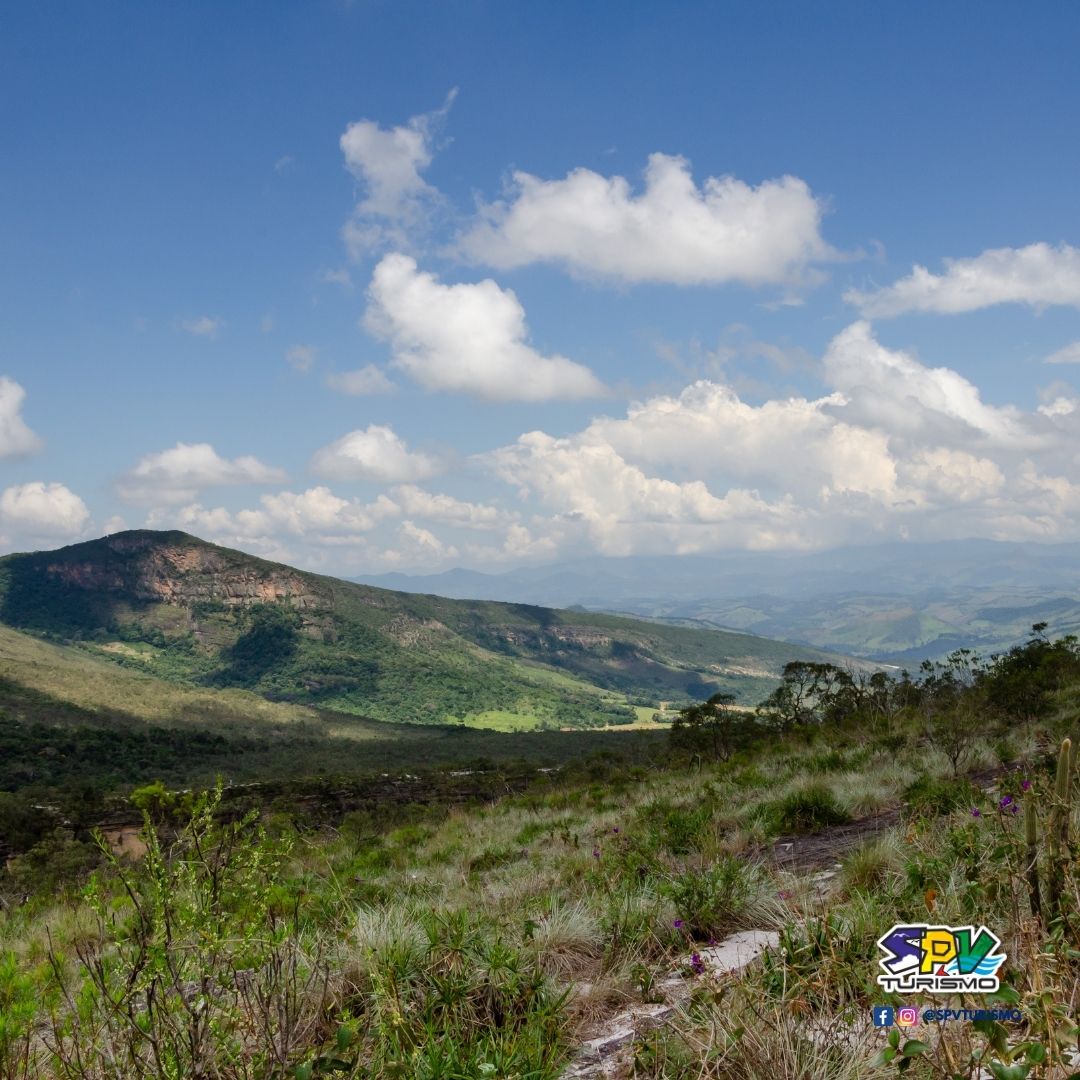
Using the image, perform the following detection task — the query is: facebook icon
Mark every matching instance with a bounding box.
[873,1006,895,1027]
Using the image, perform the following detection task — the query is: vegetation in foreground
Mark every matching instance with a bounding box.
[2,628,1080,1078]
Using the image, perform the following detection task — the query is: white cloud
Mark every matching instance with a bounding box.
[459,153,833,287]
[325,364,396,396]
[0,377,43,458]
[487,430,810,555]
[0,482,89,537]
[149,487,400,540]
[846,243,1080,317]
[1045,341,1080,365]
[392,484,507,529]
[340,91,456,255]
[821,321,1033,449]
[274,154,295,174]
[585,378,898,501]
[364,253,605,401]
[898,448,1005,503]
[259,487,399,534]
[479,321,1080,556]
[310,424,440,483]
[119,442,287,504]
[399,521,457,560]
[286,344,316,372]
[179,315,224,338]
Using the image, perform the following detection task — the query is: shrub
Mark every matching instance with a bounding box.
[664,856,774,938]
[902,773,979,819]
[764,784,850,834]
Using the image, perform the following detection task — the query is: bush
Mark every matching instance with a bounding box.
[764,784,850,834]
[665,856,768,938]
[902,773,979,819]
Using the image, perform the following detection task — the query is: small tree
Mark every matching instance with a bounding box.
[918,649,985,777]
[670,692,756,760]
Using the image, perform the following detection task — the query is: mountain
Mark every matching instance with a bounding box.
[0,531,849,731]
[355,541,1080,662]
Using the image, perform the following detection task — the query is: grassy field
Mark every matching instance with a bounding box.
[2,678,1078,1078]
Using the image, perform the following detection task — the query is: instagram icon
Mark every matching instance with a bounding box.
[897,1007,919,1026]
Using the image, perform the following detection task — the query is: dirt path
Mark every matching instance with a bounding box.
[761,763,1005,872]
[765,807,902,871]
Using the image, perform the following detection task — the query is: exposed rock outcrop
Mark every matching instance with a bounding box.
[42,531,323,611]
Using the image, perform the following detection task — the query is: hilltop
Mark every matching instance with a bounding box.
[0,530,848,731]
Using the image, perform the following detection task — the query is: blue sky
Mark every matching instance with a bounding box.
[2,1,1080,571]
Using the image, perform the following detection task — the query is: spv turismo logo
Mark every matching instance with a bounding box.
[876,924,1005,994]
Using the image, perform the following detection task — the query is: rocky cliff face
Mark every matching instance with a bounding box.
[41,531,323,611]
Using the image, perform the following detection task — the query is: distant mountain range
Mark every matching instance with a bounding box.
[0,531,848,732]
[354,540,1080,663]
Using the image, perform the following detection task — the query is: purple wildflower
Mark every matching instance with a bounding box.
[999,795,1014,810]
[612,827,620,834]
[1010,804,1020,815]
[690,952,705,975]
[673,919,684,929]
[1021,779,1032,791]
[971,808,981,817]
[592,849,601,859]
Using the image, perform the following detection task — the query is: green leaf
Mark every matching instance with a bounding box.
[902,1039,931,1056]
[1025,1043,1047,1064]
[987,984,1021,1005]
[335,1024,355,1052]
[871,1048,898,1066]
[987,1062,1030,1080]
[888,1028,900,1049]
[293,1064,313,1080]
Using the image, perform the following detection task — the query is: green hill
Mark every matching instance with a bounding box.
[0,530,846,730]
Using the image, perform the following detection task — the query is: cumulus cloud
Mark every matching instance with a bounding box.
[479,321,1080,556]
[364,253,605,401]
[148,486,400,542]
[340,90,456,255]
[0,377,43,458]
[487,431,810,555]
[286,345,316,372]
[1045,341,1080,365]
[310,424,440,483]
[398,521,458,561]
[179,315,224,338]
[0,481,89,537]
[118,442,287,504]
[459,153,833,287]
[821,321,1033,449]
[391,484,507,529]
[846,243,1080,317]
[325,364,396,395]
